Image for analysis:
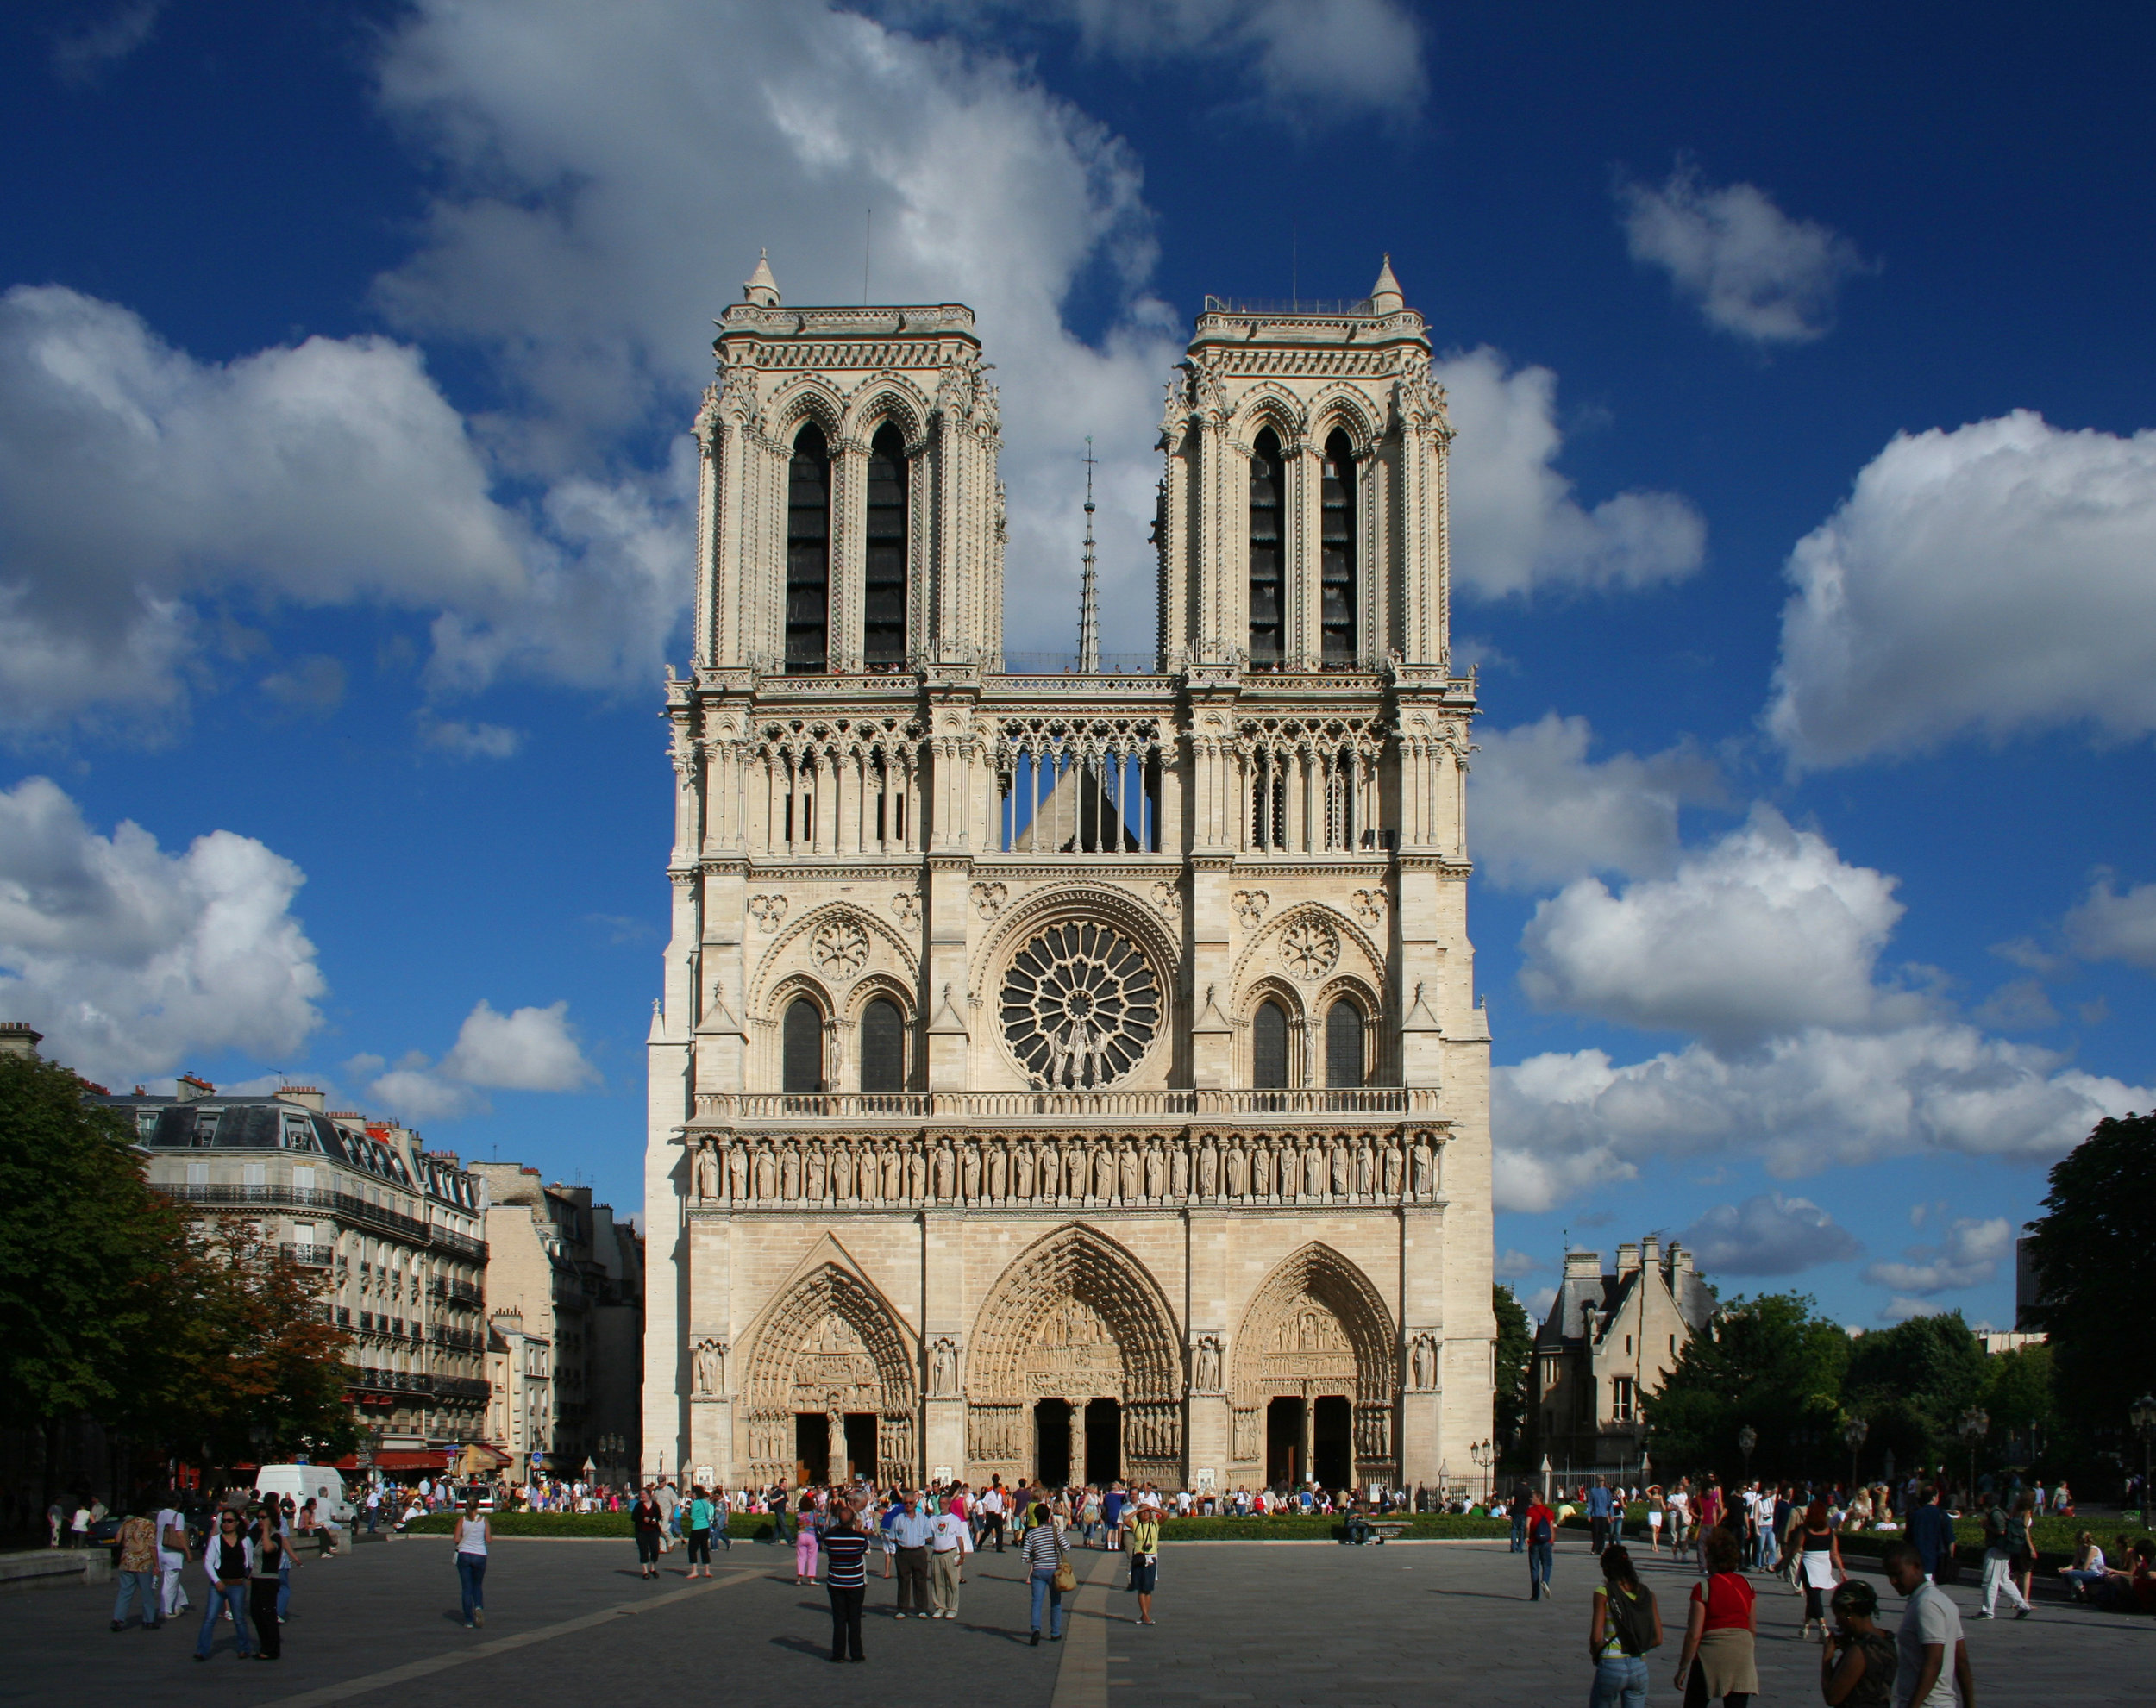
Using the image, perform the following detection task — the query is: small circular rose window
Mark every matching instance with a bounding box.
[1000,921,1161,1088]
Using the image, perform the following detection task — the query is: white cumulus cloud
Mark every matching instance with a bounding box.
[2063,875,2156,972]
[0,776,324,1085]
[1491,1023,2147,1214]
[1518,807,1907,1048]
[1470,712,1721,890]
[365,998,597,1123]
[1618,162,1870,344]
[1437,346,1707,597]
[1767,411,2156,770]
[1681,1192,1862,1277]
[1862,1216,2011,1295]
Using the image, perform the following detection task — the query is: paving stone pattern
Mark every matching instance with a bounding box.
[1,1533,2144,1708]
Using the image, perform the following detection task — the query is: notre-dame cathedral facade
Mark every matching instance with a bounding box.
[642,253,1492,1497]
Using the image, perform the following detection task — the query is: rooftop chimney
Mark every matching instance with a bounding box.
[1616,1242,1641,1278]
[1640,1235,1662,1268]
[175,1073,216,1102]
[0,1021,42,1060]
[1564,1249,1602,1280]
[279,1085,327,1111]
[1669,1242,1695,1274]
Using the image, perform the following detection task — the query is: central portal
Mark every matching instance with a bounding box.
[1034,1398,1072,1486]
[843,1411,878,1482]
[1083,1398,1121,1486]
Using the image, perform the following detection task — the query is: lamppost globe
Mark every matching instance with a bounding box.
[1842,1417,1868,1497]
[1958,1406,1989,1498]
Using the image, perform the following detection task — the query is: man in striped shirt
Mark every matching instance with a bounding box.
[821,1503,871,1663]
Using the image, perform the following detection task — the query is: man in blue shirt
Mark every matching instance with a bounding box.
[888,1492,937,1617]
[1908,1485,1956,1584]
[1102,1483,1125,1552]
[1586,1478,1615,1555]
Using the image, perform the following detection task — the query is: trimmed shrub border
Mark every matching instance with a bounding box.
[1557,1511,2082,1573]
[402,1511,1511,1545]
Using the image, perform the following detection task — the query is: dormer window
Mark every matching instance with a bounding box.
[1248,429,1286,666]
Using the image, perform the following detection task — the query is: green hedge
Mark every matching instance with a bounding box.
[402,1510,1509,1543]
[1556,1509,2090,1571]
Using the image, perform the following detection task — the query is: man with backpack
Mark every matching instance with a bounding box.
[1526,1492,1557,1601]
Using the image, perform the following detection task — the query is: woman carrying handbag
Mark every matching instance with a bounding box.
[1021,1502,1073,1645]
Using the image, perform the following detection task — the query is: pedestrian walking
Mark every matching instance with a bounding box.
[1020,1501,1071,1645]
[110,1502,161,1632]
[1883,1542,1971,1708]
[1798,1499,1845,1641]
[1646,1486,1667,1556]
[154,1494,191,1622]
[821,1501,870,1662]
[1587,1542,1661,1708]
[192,1511,255,1661]
[684,1485,716,1579]
[1673,1528,1758,1708]
[1588,1477,1615,1555]
[1526,1492,1557,1601]
[1819,1580,1896,1707]
[929,1495,972,1617]
[454,1497,490,1628]
[249,1520,286,1661]
[1974,1489,2031,1619]
[979,1479,1006,1552]
[1125,1504,1161,1625]
[1510,1479,1534,1553]
[1905,1486,1953,1585]
[711,1483,732,1552]
[632,1487,664,1579]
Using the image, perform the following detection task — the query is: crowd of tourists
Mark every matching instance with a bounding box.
[1514,1467,2156,1708]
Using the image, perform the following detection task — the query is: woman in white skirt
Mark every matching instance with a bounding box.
[1796,1498,1844,1641]
[1646,1486,1667,1555]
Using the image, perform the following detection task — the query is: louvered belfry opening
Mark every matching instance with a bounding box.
[1248,427,1286,666]
[863,423,908,668]
[785,422,830,673]
[1320,429,1356,664]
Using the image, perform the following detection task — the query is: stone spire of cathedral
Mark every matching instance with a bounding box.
[743,248,780,307]
[1369,253,1404,315]
[1076,436,1100,673]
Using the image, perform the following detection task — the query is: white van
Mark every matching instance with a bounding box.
[254,1464,354,1526]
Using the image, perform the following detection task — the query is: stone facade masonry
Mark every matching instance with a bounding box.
[644,256,1493,1497]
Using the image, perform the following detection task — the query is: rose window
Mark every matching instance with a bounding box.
[1281,916,1339,979]
[812,917,869,976]
[1000,921,1161,1088]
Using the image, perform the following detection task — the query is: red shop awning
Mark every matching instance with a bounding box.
[372,1450,449,1471]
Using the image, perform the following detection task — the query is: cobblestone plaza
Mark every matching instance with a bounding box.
[6,1535,2141,1708]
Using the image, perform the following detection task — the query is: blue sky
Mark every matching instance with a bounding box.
[3,1,2151,1330]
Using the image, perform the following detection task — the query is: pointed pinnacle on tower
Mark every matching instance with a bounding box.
[743,248,780,308]
[1077,437,1100,673]
[1369,253,1403,315]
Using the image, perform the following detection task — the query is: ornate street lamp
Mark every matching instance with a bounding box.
[1738,1424,1757,1486]
[2132,1395,2156,1520]
[1470,1438,1495,1505]
[1842,1417,1869,1498]
[1957,1407,1989,1500]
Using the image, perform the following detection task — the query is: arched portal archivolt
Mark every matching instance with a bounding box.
[742,1258,918,1485]
[1229,1242,1396,1476]
[966,1223,1182,1474]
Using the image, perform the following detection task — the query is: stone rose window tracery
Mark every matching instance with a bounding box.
[1000,921,1161,1088]
[812,917,869,976]
[1281,915,1339,979]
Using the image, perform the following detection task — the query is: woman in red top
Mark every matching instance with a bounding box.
[1674,1528,1758,1707]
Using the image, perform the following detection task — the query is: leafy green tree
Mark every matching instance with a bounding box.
[1493,1283,1533,1459]
[0,1054,184,1439]
[1642,1292,1849,1483]
[2024,1112,2156,1439]
[1843,1311,1989,1473]
[1986,1342,2055,1457]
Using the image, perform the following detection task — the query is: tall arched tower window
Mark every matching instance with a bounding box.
[859,998,905,1092]
[1252,999,1289,1089]
[1320,429,1357,665]
[785,422,831,673]
[1248,429,1286,666]
[781,998,824,1093]
[863,424,908,668]
[1324,999,1365,1089]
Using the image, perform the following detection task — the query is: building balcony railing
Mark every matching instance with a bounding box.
[153,1182,486,1261]
[435,1376,491,1403]
[693,1086,1443,1125]
[430,1278,484,1306]
[285,1242,334,1267]
[345,1367,433,1396]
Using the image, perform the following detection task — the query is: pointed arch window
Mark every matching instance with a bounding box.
[781,998,824,1094]
[859,997,905,1093]
[864,423,908,668]
[1252,998,1289,1089]
[1324,998,1365,1089]
[786,423,831,673]
[1320,429,1357,665]
[1248,428,1286,666]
